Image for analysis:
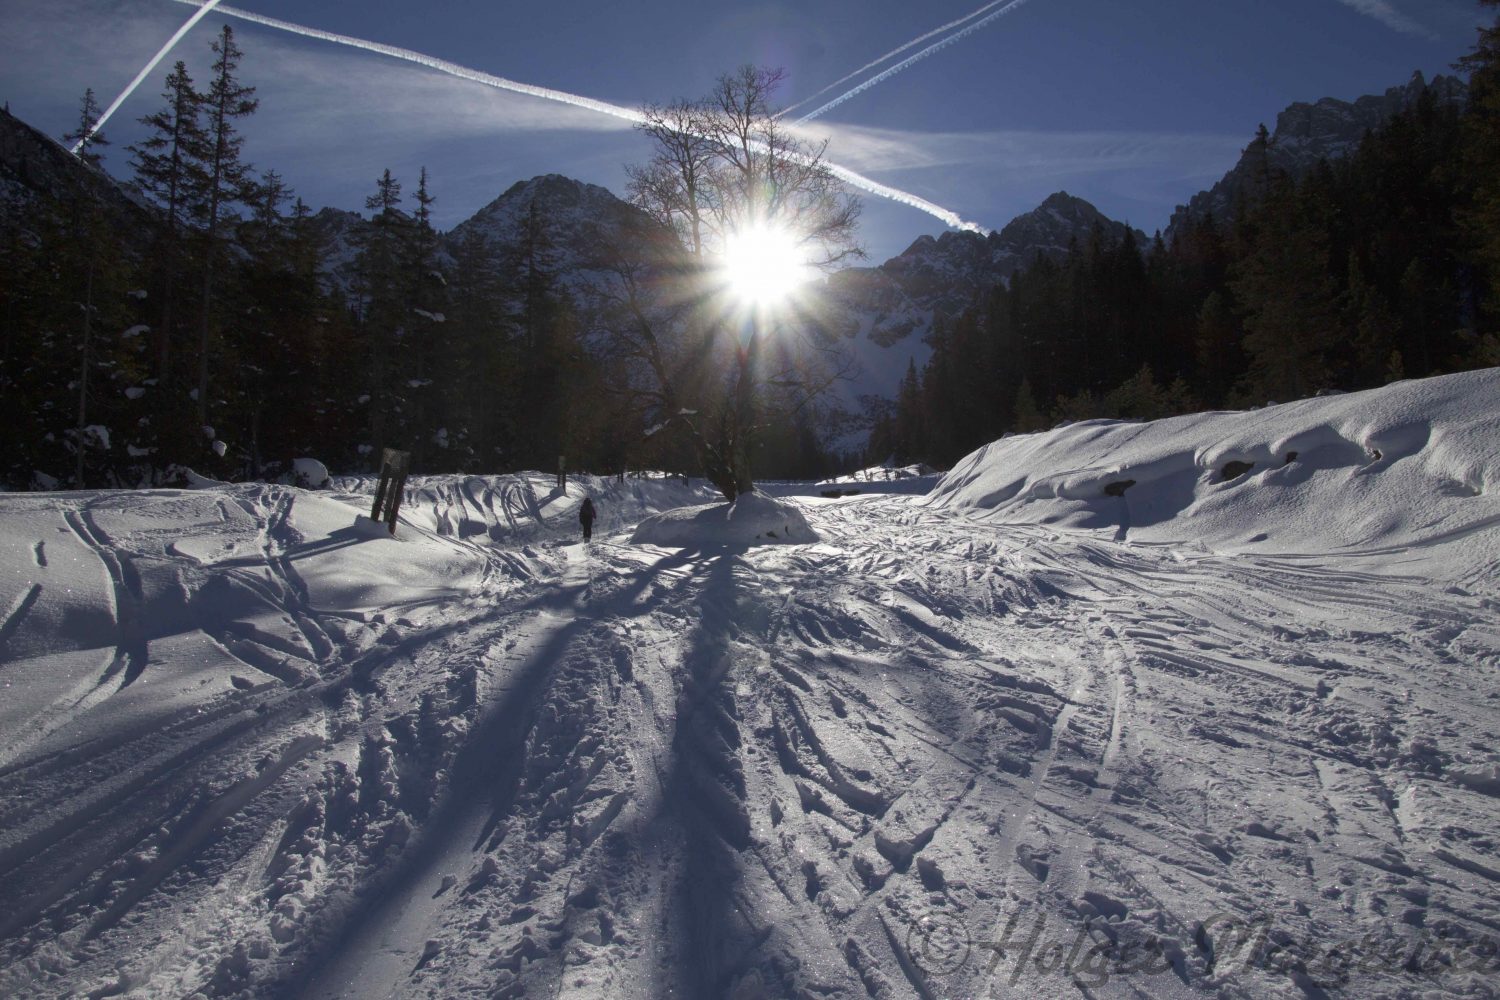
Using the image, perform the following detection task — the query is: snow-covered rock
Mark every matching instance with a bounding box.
[291,457,331,490]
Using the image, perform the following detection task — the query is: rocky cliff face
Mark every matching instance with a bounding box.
[1165,71,1466,242]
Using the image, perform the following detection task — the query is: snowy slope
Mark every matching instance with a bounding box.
[2,379,1498,999]
[930,368,1500,585]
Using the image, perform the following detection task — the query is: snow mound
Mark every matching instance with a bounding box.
[630,491,819,548]
[929,368,1500,582]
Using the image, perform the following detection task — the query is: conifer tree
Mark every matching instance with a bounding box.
[61,88,109,168]
[195,24,259,430]
[1345,255,1400,387]
[356,169,409,448]
[447,225,512,466]
[1231,173,1339,401]
[1011,378,1046,433]
[406,167,449,469]
[130,61,206,385]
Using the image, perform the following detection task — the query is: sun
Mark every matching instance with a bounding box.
[721,222,812,308]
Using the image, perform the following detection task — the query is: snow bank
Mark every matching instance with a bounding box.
[929,369,1500,581]
[630,491,819,547]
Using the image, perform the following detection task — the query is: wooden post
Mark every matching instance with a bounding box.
[371,448,411,536]
[370,476,387,521]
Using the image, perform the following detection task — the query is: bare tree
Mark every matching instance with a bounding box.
[605,66,862,501]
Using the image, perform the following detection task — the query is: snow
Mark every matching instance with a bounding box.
[78,423,110,450]
[816,461,942,496]
[930,368,1500,584]
[1,373,1498,999]
[630,490,819,547]
[291,457,330,489]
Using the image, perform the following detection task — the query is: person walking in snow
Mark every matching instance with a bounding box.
[579,496,596,543]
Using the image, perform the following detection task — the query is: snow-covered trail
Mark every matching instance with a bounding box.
[294,495,1495,998]
[297,545,597,999]
[2,472,1497,998]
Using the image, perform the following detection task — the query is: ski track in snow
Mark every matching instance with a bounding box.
[0,472,1497,998]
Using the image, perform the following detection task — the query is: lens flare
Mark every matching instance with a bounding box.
[721,224,813,307]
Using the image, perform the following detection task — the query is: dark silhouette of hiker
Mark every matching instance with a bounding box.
[579,497,596,542]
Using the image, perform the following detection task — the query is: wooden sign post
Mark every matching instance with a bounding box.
[369,448,411,536]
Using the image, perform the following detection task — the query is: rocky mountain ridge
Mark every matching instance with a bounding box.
[827,191,1145,351]
[1165,71,1466,241]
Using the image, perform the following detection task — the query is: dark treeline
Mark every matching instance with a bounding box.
[871,12,1500,469]
[0,27,667,490]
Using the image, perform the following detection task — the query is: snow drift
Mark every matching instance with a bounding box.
[929,368,1500,583]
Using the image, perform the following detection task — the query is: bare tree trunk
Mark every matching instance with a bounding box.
[730,325,761,497]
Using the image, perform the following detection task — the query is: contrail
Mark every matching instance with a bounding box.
[782,0,1016,117]
[163,1,987,232]
[167,0,644,125]
[70,0,227,154]
[796,0,1035,124]
[825,164,984,233]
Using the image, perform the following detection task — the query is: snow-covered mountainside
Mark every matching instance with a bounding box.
[2,372,1497,998]
[1166,71,1466,242]
[444,174,656,295]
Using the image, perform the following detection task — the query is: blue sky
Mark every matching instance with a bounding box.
[1,0,1489,262]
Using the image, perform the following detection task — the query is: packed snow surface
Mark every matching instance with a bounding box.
[1,373,1498,999]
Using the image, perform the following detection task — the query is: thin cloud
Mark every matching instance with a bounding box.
[795,122,1246,180]
[256,47,636,139]
[1332,0,1438,39]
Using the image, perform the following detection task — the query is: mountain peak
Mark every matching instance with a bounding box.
[997,192,1141,255]
[488,174,621,212]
